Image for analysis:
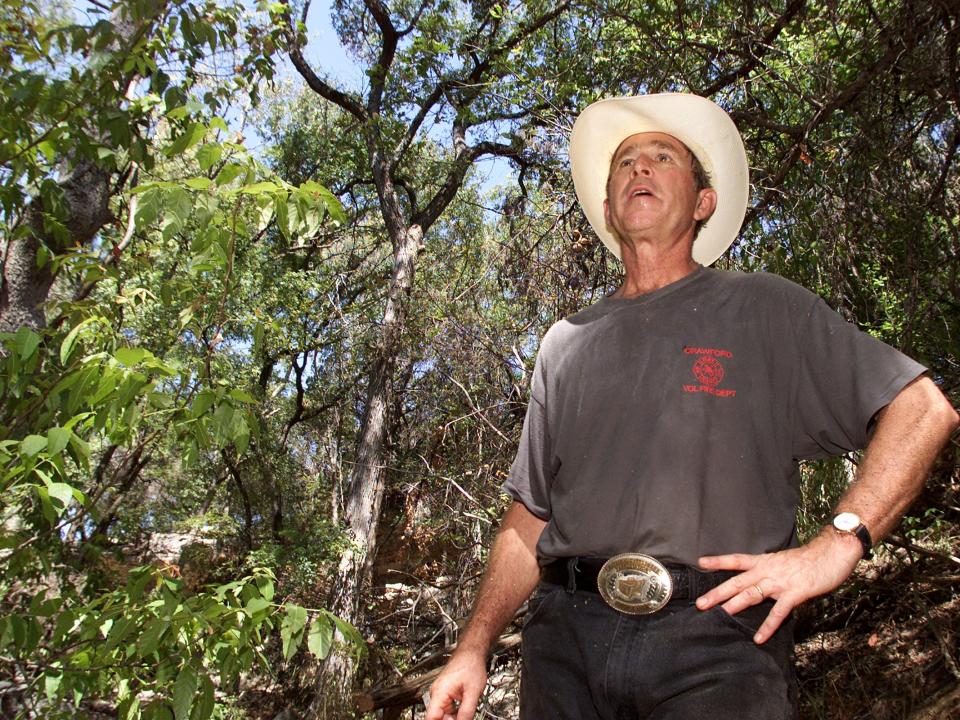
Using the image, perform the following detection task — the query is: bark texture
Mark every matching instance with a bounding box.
[0,158,112,333]
[311,222,423,718]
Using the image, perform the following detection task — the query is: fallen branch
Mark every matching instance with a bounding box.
[885,535,960,566]
[355,632,521,713]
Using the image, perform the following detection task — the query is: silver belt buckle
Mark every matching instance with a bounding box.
[597,553,674,614]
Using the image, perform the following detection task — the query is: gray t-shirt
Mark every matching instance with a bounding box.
[503,267,926,566]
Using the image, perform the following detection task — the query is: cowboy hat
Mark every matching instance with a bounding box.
[569,93,749,266]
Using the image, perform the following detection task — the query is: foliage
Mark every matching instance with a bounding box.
[0,1,362,716]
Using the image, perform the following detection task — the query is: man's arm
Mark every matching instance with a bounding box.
[425,501,546,720]
[697,375,958,643]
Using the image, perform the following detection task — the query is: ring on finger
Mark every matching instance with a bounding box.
[753,583,765,599]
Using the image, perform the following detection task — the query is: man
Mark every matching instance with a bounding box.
[425,94,958,719]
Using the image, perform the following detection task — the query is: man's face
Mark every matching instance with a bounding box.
[603,132,716,246]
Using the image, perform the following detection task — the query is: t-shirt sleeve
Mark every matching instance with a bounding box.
[791,295,927,459]
[501,348,555,520]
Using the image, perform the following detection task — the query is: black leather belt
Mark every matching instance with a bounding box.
[541,556,735,601]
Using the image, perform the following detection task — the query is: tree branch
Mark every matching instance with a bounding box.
[701,0,807,96]
[364,0,400,116]
[413,140,520,231]
[281,0,367,122]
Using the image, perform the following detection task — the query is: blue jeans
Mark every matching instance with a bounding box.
[520,581,798,719]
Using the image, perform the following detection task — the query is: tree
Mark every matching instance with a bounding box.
[275,0,602,711]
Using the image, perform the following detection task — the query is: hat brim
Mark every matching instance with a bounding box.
[569,94,749,266]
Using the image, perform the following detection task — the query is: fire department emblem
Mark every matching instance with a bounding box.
[692,355,724,386]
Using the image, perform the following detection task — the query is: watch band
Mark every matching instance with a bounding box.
[850,524,873,560]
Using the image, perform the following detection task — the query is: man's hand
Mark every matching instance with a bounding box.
[424,648,488,720]
[696,529,861,644]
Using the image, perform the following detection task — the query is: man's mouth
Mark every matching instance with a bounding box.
[629,186,654,198]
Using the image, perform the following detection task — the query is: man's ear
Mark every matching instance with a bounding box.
[603,198,611,228]
[694,188,718,222]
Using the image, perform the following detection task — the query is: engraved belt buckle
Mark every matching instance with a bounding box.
[597,553,674,615]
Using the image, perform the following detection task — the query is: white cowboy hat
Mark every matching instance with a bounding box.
[569,93,749,266]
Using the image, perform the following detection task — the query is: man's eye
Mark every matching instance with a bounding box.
[620,158,634,167]
[657,153,672,162]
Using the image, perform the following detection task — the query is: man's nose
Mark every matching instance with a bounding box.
[631,159,653,177]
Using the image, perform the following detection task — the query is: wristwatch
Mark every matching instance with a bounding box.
[831,512,873,560]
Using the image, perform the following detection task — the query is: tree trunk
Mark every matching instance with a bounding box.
[0,1,157,334]
[311,223,423,718]
[0,158,112,333]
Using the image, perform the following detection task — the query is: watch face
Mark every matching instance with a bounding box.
[834,512,860,532]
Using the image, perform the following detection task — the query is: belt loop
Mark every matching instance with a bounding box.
[565,557,579,594]
[687,566,699,599]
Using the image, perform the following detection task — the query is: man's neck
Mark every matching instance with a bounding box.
[613,239,700,299]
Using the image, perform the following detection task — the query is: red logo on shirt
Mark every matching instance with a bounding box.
[682,347,736,397]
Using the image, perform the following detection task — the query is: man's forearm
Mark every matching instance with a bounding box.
[833,375,958,545]
[698,375,958,643]
[455,501,546,657]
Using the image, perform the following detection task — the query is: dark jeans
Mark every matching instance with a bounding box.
[520,581,798,719]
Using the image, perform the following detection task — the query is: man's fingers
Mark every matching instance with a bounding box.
[752,598,794,644]
[424,686,459,720]
[698,552,759,571]
[456,694,480,720]
[696,564,766,610]
[715,579,770,616]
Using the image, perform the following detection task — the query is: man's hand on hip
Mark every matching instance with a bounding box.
[695,529,862,644]
[424,648,488,720]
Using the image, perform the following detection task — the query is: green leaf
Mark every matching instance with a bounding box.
[307,616,333,659]
[240,181,280,195]
[244,597,269,617]
[138,619,169,656]
[38,139,57,162]
[167,187,193,225]
[115,347,149,366]
[257,202,274,232]
[127,568,154,603]
[255,575,274,601]
[44,671,62,702]
[12,327,41,361]
[60,317,99,364]
[215,163,244,186]
[280,604,307,661]
[172,665,198,720]
[118,697,141,720]
[228,389,255,404]
[47,427,71,456]
[144,698,173,720]
[316,185,347,226]
[47,482,75,509]
[330,613,366,655]
[167,122,206,157]
[184,177,212,190]
[274,195,290,239]
[190,674,214,720]
[191,390,215,417]
[282,604,307,635]
[135,187,163,229]
[104,616,136,651]
[196,143,222,172]
[21,435,47,456]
